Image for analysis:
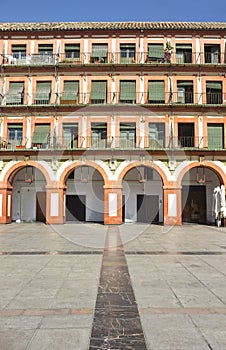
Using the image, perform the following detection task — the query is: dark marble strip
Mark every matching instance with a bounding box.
[89,226,147,350]
[125,251,226,255]
[0,251,102,255]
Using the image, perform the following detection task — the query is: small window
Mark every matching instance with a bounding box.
[176,44,192,63]
[65,44,80,61]
[120,81,136,103]
[91,44,108,63]
[90,81,107,104]
[120,44,136,63]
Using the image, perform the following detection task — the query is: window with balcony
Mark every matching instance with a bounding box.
[60,81,79,104]
[120,81,136,104]
[7,124,23,148]
[91,123,107,149]
[31,44,54,64]
[204,44,220,63]
[32,124,50,149]
[149,123,165,148]
[90,81,107,104]
[62,123,78,149]
[206,81,222,104]
[90,44,108,63]
[147,44,164,63]
[12,45,26,64]
[65,44,80,62]
[34,81,51,105]
[178,123,194,147]
[120,44,136,63]
[148,81,165,103]
[208,123,224,149]
[6,82,24,105]
[176,44,192,63]
[120,123,136,148]
[177,81,193,103]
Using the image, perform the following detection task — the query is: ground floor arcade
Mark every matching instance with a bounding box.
[0,157,225,226]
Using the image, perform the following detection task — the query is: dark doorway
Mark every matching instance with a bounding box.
[137,195,159,223]
[66,195,86,222]
[182,186,206,224]
[36,192,46,222]
[122,195,125,223]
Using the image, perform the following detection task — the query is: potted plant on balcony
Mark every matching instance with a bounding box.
[163,41,173,63]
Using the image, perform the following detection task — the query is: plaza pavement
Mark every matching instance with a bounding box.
[0,222,226,349]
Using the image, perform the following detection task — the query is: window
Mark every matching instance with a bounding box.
[204,44,220,63]
[90,81,107,104]
[65,44,80,61]
[120,123,136,148]
[208,124,224,149]
[90,44,108,63]
[32,124,50,149]
[12,45,26,63]
[148,81,165,103]
[61,81,79,104]
[31,44,54,64]
[178,123,194,147]
[91,123,107,149]
[6,82,24,105]
[176,44,192,63]
[34,81,51,105]
[206,81,222,104]
[120,44,136,63]
[120,81,136,103]
[62,124,78,149]
[149,123,165,148]
[8,124,23,148]
[177,81,193,103]
[147,44,164,62]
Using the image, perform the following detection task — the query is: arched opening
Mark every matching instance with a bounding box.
[65,165,104,223]
[10,166,47,223]
[122,165,163,224]
[181,166,222,225]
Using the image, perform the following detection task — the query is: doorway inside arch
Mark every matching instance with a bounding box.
[11,166,47,222]
[65,166,104,223]
[122,166,163,224]
[182,166,222,225]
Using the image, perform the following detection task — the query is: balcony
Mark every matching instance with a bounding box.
[0,91,225,107]
[0,135,225,151]
[1,51,226,66]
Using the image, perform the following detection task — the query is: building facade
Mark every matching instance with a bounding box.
[0,21,226,226]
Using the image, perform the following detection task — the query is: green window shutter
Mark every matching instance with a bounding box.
[38,44,53,53]
[148,44,164,58]
[91,45,108,58]
[65,44,80,50]
[148,81,165,102]
[6,82,24,104]
[90,81,107,100]
[32,125,50,144]
[177,81,193,87]
[120,81,136,101]
[208,124,224,149]
[176,44,192,50]
[12,45,26,52]
[34,82,51,101]
[62,81,79,100]
[206,81,222,90]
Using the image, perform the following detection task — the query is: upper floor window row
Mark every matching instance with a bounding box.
[2,42,226,65]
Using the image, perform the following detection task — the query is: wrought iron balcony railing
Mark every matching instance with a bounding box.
[1,92,225,106]
[1,51,226,66]
[0,136,225,151]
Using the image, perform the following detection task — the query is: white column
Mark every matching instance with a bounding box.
[50,193,59,216]
[26,116,32,148]
[139,35,144,63]
[82,115,87,147]
[109,193,117,217]
[197,75,203,104]
[111,115,116,148]
[0,193,2,217]
[198,115,204,148]
[84,36,89,64]
[195,36,201,64]
[139,118,145,148]
[139,74,144,104]
[111,35,116,63]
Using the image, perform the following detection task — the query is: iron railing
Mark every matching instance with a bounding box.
[0,136,225,151]
[1,51,226,66]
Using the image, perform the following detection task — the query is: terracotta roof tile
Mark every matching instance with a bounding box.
[0,21,225,32]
